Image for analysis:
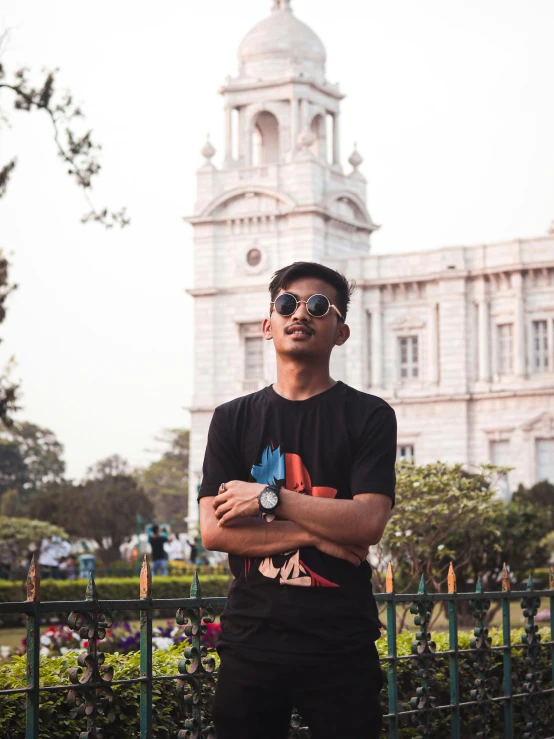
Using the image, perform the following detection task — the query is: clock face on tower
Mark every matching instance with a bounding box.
[246,248,262,266]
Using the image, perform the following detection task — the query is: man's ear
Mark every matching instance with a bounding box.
[262,317,273,341]
[334,322,350,346]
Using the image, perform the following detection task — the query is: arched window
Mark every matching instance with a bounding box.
[251,111,280,165]
[310,114,327,161]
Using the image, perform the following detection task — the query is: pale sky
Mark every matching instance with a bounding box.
[1,0,553,479]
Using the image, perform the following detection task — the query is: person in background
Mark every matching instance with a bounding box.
[148,525,169,576]
[167,534,184,562]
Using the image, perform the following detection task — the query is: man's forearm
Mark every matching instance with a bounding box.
[204,517,314,557]
[277,490,379,547]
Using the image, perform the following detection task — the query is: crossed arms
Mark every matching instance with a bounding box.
[200,483,392,566]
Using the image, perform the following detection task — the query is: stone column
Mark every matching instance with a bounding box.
[428,302,439,385]
[513,272,526,377]
[478,298,490,382]
[290,98,298,154]
[549,318,554,373]
[371,290,383,388]
[332,112,340,165]
[224,105,233,164]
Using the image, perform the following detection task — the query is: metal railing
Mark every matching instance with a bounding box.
[1,557,553,738]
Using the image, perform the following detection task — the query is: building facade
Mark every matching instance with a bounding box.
[186,0,554,530]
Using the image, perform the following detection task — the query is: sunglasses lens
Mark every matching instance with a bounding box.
[307,294,330,317]
[274,293,297,316]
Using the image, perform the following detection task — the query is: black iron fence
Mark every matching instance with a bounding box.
[1,557,553,738]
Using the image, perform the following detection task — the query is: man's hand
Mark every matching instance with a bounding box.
[213,481,265,526]
[314,537,369,566]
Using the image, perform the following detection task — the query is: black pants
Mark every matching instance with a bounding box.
[212,646,384,739]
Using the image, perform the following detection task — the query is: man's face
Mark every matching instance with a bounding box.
[262,277,349,359]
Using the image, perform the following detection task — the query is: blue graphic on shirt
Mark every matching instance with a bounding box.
[251,444,285,485]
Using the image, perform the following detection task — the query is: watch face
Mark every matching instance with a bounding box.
[261,490,279,510]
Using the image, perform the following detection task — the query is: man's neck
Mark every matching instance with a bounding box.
[272,357,336,401]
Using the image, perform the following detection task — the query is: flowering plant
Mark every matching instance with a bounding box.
[14,620,222,658]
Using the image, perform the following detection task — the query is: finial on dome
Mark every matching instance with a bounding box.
[272,0,292,12]
[201,134,215,163]
[348,142,363,173]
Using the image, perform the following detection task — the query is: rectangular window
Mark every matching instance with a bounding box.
[536,439,554,483]
[491,440,511,501]
[497,324,513,375]
[532,320,549,372]
[244,336,263,380]
[397,444,415,462]
[398,336,419,380]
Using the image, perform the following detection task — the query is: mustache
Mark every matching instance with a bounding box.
[285,323,315,335]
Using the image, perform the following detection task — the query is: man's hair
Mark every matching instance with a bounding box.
[152,524,159,535]
[269,262,354,320]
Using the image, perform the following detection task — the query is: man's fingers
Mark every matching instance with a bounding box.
[213,493,229,509]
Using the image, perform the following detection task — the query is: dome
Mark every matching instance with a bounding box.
[238,0,326,82]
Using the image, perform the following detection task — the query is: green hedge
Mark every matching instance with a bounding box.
[0,575,232,604]
[0,628,551,737]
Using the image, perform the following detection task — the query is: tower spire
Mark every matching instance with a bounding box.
[272,0,292,11]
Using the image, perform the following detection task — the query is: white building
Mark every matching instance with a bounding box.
[186,0,554,531]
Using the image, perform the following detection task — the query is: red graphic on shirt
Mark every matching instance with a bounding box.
[257,451,339,587]
[285,453,338,499]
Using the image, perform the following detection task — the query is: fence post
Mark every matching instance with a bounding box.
[521,573,542,738]
[386,562,399,739]
[447,563,460,739]
[501,563,513,739]
[139,555,153,739]
[25,555,40,739]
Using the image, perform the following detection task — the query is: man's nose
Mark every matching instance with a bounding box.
[292,301,310,320]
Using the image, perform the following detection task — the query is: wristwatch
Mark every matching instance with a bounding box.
[258,484,280,522]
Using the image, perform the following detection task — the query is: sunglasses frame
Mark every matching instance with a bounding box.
[270,292,344,320]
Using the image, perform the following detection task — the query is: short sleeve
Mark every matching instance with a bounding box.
[350,404,397,505]
[198,406,247,500]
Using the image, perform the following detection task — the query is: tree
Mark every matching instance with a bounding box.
[0,440,29,504]
[137,429,189,528]
[514,479,554,511]
[0,515,68,575]
[0,252,19,427]
[30,474,153,563]
[86,454,131,480]
[3,421,66,494]
[374,461,507,629]
[0,32,129,229]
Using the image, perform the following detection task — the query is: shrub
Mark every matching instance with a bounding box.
[0,628,550,737]
[0,575,231,604]
[0,575,232,627]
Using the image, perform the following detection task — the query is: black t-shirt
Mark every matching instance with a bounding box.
[199,381,397,664]
[149,535,168,560]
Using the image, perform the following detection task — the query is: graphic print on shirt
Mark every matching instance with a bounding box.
[250,443,339,587]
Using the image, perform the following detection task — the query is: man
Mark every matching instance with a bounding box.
[199,262,396,739]
[148,524,169,576]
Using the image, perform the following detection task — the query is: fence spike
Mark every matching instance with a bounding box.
[190,570,201,598]
[26,553,40,602]
[140,555,152,600]
[526,572,534,591]
[447,562,457,594]
[418,573,426,594]
[86,572,98,601]
[549,565,554,591]
[475,575,483,594]
[385,562,395,593]
[501,562,511,592]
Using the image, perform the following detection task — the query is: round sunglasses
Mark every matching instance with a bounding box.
[271,292,344,320]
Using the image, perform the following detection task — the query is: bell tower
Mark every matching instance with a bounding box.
[186,0,378,532]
